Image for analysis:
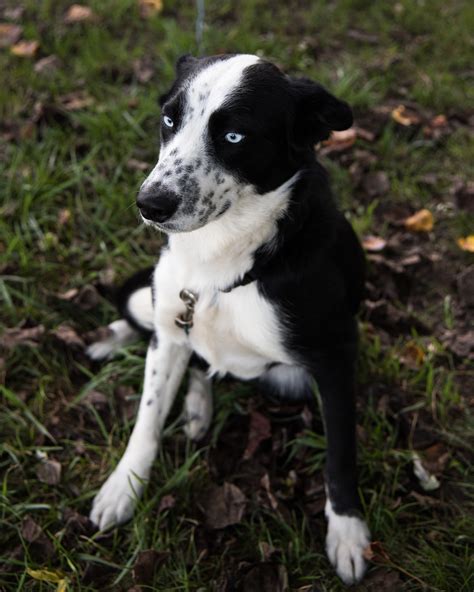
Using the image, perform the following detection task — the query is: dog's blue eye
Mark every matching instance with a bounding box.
[225,132,244,144]
[163,115,174,128]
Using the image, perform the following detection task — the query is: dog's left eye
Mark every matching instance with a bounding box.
[225,132,244,144]
[163,115,174,128]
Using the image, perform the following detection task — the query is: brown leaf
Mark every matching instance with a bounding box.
[241,563,288,592]
[21,517,44,543]
[404,209,434,232]
[201,482,246,529]
[51,324,85,348]
[132,549,168,586]
[243,410,271,460]
[363,541,391,563]
[0,23,22,47]
[362,235,386,252]
[158,494,176,513]
[1,325,45,349]
[59,91,94,111]
[64,4,96,24]
[398,341,425,369]
[320,127,357,155]
[457,235,474,252]
[82,390,108,408]
[391,105,420,126]
[362,171,390,197]
[422,442,450,475]
[37,459,62,485]
[126,157,151,171]
[11,40,39,57]
[34,55,62,75]
[132,58,154,83]
[138,0,164,18]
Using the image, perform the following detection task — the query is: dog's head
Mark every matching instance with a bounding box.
[137,54,352,233]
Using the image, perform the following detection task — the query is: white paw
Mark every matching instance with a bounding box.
[86,340,117,361]
[325,500,370,585]
[183,369,212,441]
[90,467,144,530]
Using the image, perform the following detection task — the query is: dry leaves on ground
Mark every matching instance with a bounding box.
[36,459,62,485]
[1,325,45,349]
[404,209,434,232]
[51,324,85,348]
[201,482,247,529]
[362,235,387,252]
[64,4,96,24]
[243,410,272,460]
[457,235,474,252]
[0,23,22,47]
[11,40,39,57]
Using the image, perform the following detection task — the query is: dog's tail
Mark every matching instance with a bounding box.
[87,268,154,361]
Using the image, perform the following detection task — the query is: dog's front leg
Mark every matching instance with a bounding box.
[90,335,191,530]
[310,348,370,585]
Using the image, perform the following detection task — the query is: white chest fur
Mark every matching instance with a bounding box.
[151,175,299,379]
[153,250,292,379]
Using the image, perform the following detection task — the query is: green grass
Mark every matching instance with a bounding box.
[1,0,473,590]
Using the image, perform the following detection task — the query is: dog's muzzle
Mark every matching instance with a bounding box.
[136,185,179,223]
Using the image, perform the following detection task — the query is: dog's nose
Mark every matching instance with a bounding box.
[136,186,179,223]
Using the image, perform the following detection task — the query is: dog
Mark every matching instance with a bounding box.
[87,54,370,584]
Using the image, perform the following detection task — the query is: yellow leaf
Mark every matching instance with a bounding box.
[404,209,434,232]
[391,104,420,126]
[64,4,96,24]
[11,40,39,57]
[57,579,68,592]
[139,0,163,17]
[457,235,474,252]
[26,568,64,583]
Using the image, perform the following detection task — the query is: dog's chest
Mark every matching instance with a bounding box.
[153,250,292,379]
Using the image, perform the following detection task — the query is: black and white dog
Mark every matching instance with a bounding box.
[88,54,370,584]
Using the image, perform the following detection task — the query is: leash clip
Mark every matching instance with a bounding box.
[175,289,198,335]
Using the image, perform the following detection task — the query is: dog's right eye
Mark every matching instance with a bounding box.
[163,115,174,128]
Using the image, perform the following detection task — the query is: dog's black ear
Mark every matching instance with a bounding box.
[160,54,199,106]
[175,54,198,76]
[290,77,353,145]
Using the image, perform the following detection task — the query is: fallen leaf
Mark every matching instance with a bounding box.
[201,482,246,529]
[126,157,151,171]
[37,459,62,485]
[362,235,387,252]
[391,104,420,126]
[57,208,71,226]
[320,127,357,155]
[260,473,278,510]
[51,324,85,348]
[422,442,450,475]
[4,7,25,21]
[21,517,44,543]
[132,549,168,586]
[0,23,22,47]
[34,55,62,75]
[82,390,108,408]
[11,40,39,57]
[64,4,96,23]
[362,171,390,197]
[139,0,164,18]
[59,91,94,111]
[412,453,440,491]
[404,209,434,232]
[1,325,45,349]
[363,541,391,563]
[158,494,176,513]
[399,341,425,368]
[132,57,154,83]
[243,410,271,460]
[26,568,65,583]
[457,235,474,252]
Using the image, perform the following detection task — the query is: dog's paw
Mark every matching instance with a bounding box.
[86,340,116,361]
[325,502,370,585]
[183,370,212,441]
[90,467,144,530]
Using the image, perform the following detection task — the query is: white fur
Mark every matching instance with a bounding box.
[325,498,370,584]
[86,319,138,361]
[90,339,191,529]
[183,367,213,440]
[126,286,154,331]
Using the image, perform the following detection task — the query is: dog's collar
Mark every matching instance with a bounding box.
[220,271,256,293]
[174,273,256,335]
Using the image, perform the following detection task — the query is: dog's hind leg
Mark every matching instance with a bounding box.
[90,334,191,530]
[182,367,213,441]
[86,319,139,361]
